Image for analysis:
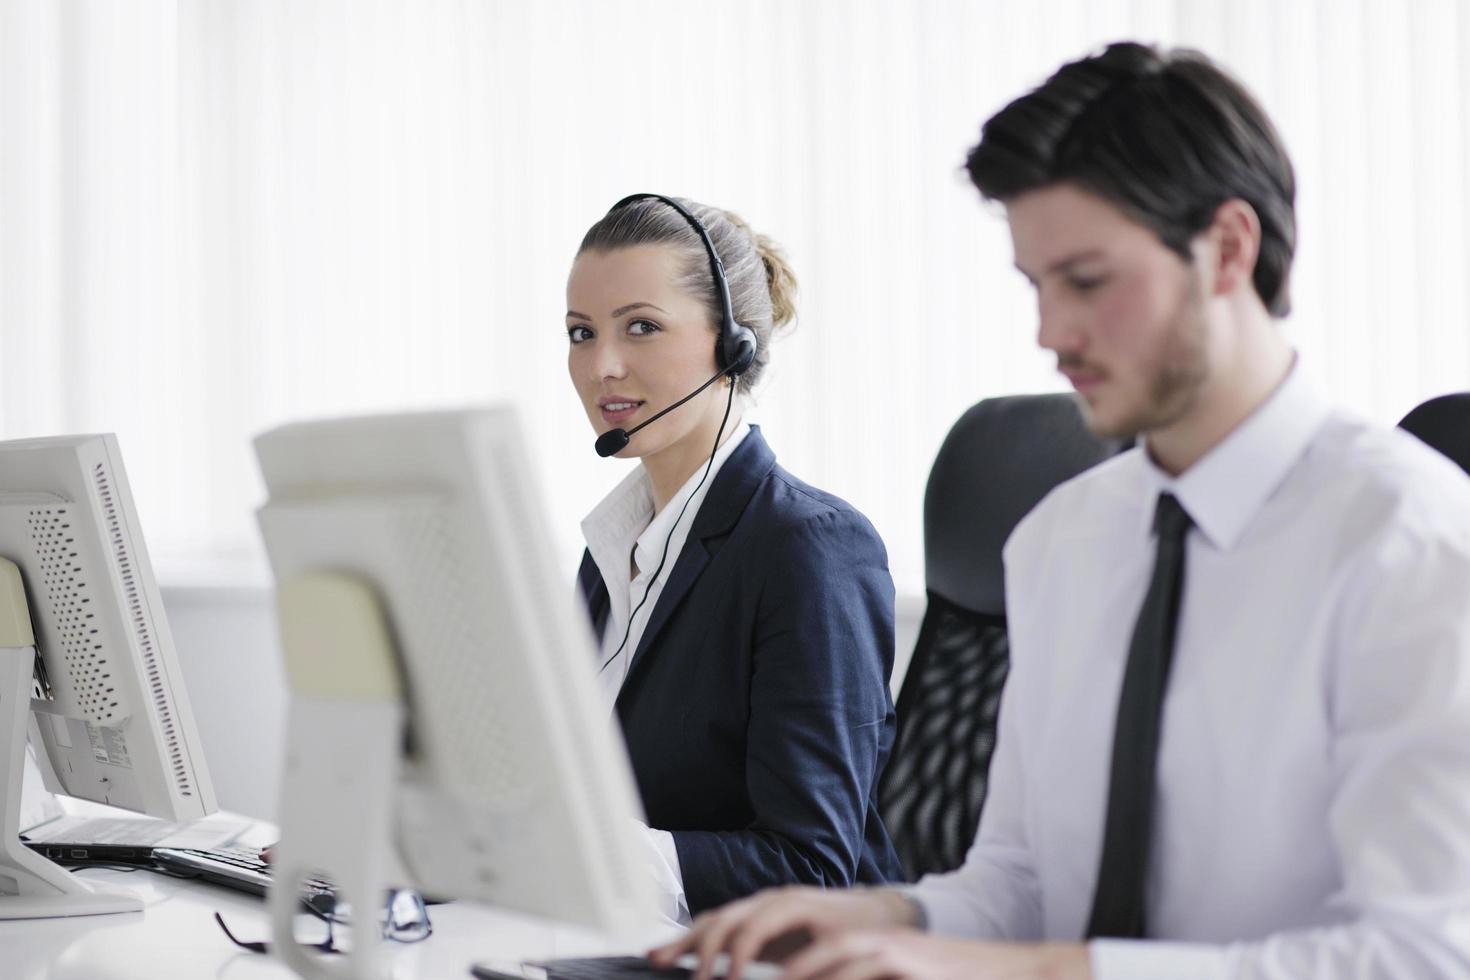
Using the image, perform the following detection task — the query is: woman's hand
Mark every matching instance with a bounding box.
[647,886,917,980]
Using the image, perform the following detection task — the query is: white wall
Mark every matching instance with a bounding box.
[161,584,284,821]
[6,1,1470,599]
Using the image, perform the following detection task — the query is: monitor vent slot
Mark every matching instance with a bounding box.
[26,506,120,724]
[94,463,194,799]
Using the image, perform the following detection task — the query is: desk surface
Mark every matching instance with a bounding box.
[0,864,656,980]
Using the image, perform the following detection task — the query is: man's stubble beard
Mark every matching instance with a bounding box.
[1081,273,1210,441]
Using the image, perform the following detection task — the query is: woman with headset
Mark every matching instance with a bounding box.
[568,195,902,923]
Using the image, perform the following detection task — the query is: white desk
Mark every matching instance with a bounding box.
[0,866,658,980]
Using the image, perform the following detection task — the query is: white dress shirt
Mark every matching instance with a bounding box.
[911,363,1470,979]
[580,420,751,926]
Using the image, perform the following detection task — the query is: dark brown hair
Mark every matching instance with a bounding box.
[967,42,1297,316]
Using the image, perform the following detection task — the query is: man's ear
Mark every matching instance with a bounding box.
[1204,198,1262,300]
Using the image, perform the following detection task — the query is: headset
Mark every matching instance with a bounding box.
[593,193,758,458]
[589,193,758,676]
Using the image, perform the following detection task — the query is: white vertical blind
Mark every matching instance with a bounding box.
[3,0,1469,596]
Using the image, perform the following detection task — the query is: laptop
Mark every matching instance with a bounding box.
[21,811,253,864]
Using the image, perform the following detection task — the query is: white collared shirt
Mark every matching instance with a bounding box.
[911,363,1470,979]
[579,420,750,926]
[581,421,751,706]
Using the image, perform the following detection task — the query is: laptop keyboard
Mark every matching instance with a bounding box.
[152,845,336,908]
[171,845,271,874]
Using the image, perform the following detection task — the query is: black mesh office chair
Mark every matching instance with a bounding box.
[1398,393,1470,476]
[878,394,1123,881]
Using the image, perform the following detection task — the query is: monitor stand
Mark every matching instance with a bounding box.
[0,558,141,918]
[267,570,406,980]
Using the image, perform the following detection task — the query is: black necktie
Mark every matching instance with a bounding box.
[1085,492,1193,939]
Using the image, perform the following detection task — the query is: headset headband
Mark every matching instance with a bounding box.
[607,193,756,377]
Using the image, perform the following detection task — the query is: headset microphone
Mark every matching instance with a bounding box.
[592,429,630,459]
[594,366,731,458]
[589,193,759,459]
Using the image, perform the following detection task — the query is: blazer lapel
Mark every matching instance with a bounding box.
[576,548,611,646]
[618,426,778,692]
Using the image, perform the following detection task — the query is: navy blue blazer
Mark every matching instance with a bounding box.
[577,426,903,913]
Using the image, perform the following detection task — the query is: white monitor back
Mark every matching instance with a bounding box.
[254,407,653,935]
[0,435,215,820]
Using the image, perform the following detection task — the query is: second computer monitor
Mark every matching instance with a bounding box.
[0,434,218,918]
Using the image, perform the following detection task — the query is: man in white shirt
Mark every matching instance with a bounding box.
[653,40,1470,980]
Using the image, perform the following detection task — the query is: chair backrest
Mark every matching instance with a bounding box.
[1399,393,1470,476]
[879,394,1121,881]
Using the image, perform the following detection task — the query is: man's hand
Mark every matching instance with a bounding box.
[647,886,917,980]
[780,931,1092,980]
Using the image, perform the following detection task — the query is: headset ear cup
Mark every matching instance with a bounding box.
[724,324,757,377]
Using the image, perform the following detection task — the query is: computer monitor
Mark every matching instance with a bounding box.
[0,434,218,918]
[253,407,654,978]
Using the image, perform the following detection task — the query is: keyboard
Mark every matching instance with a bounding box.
[471,954,781,980]
[473,958,693,980]
[151,845,337,912]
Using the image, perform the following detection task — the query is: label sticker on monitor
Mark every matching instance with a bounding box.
[84,721,133,768]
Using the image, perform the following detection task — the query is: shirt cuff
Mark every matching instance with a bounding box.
[901,882,985,939]
[1089,939,1229,980]
[641,824,690,927]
